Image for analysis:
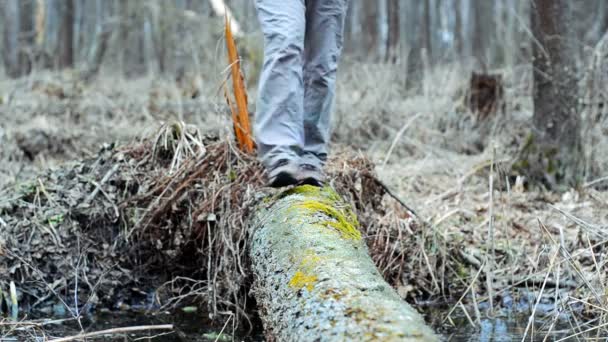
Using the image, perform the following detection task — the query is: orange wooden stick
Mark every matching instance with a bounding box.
[225,15,254,153]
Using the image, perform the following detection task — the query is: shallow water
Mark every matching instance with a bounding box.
[6,307,602,341]
[443,316,566,341]
[12,310,263,341]
[433,309,601,341]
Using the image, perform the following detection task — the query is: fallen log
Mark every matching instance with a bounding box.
[250,185,438,341]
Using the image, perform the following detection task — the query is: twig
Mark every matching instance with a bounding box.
[215,314,233,342]
[538,220,604,305]
[485,145,496,314]
[549,204,607,239]
[584,175,608,188]
[49,324,173,342]
[521,249,560,342]
[556,321,608,342]
[382,112,423,168]
[365,174,423,221]
[442,261,485,324]
[0,318,73,327]
[82,164,119,204]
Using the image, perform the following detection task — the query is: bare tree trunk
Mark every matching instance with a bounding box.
[405,0,423,90]
[504,0,517,67]
[151,1,170,74]
[387,0,400,63]
[454,0,463,59]
[472,0,484,66]
[34,0,46,46]
[348,0,360,58]
[377,0,388,61]
[422,0,432,65]
[431,0,442,63]
[362,0,378,62]
[119,0,147,77]
[17,0,35,75]
[1,0,21,77]
[517,0,584,188]
[57,0,74,68]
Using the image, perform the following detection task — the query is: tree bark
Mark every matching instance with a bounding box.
[57,0,74,68]
[454,0,463,59]
[421,0,432,65]
[387,0,400,63]
[120,0,147,77]
[1,0,20,77]
[18,0,35,75]
[362,0,378,61]
[518,0,583,188]
[472,1,495,68]
[377,0,388,61]
[250,186,437,342]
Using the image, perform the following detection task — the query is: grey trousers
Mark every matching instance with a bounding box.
[254,0,347,168]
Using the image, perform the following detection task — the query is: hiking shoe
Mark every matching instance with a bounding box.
[297,154,326,187]
[267,158,299,188]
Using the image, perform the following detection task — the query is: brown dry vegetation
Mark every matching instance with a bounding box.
[1,60,608,340]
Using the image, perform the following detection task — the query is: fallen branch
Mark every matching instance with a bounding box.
[250,185,437,341]
[364,173,423,221]
[49,324,174,342]
[82,164,120,204]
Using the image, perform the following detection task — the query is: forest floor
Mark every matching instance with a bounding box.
[1,63,607,340]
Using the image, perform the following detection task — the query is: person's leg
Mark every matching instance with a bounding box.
[302,0,348,163]
[254,0,306,178]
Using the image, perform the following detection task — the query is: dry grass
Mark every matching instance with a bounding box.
[0,59,608,340]
[334,61,608,338]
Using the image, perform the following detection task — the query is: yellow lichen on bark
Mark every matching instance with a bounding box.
[295,200,361,241]
[283,185,361,240]
[288,250,324,292]
[288,271,317,291]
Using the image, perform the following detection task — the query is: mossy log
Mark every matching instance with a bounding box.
[250,185,438,342]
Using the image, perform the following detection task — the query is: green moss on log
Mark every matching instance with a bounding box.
[250,185,438,341]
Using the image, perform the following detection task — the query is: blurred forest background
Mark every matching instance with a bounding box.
[3,2,608,340]
[2,1,608,187]
[2,0,605,78]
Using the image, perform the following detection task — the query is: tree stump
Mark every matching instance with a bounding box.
[467,72,504,122]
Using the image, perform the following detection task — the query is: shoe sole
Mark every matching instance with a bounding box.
[297,169,325,187]
[297,177,323,187]
[269,171,299,188]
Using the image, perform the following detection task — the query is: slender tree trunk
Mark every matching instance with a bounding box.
[17,0,35,75]
[405,0,423,90]
[377,0,388,61]
[472,0,484,66]
[57,0,74,68]
[504,0,517,67]
[362,0,378,62]
[119,0,147,77]
[387,0,400,63]
[518,0,584,188]
[422,0,432,65]
[1,0,20,77]
[431,0,442,63]
[454,0,463,59]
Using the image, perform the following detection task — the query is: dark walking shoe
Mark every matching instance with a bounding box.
[297,154,326,187]
[267,158,299,188]
[297,163,326,187]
